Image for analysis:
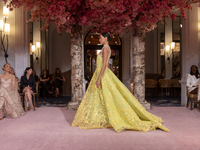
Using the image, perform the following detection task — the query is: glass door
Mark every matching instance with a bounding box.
[85,49,121,82]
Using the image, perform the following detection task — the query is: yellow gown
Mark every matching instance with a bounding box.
[72,45,170,133]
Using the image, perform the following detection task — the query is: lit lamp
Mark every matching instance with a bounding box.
[165,44,172,62]
[4,23,10,35]
[166,45,170,53]
[36,42,40,48]
[3,6,9,18]
[32,45,35,53]
[32,42,39,62]
[0,20,4,31]
[171,42,175,50]
[0,6,10,63]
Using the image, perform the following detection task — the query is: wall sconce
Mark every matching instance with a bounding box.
[171,42,175,50]
[0,20,4,31]
[32,44,39,63]
[32,45,35,53]
[165,45,171,62]
[36,42,40,48]
[0,6,10,63]
[165,42,175,63]
[4,23,10,35]
[3,6,9,18]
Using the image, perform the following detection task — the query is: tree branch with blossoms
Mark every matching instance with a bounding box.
[2,0,200,35]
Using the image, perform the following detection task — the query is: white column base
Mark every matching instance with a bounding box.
[128,79,151,110]
[83,79,88,95]
[180,77,187,106]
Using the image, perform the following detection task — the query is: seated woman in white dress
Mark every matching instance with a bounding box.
[0,63,25,120]
[186,65,199,94]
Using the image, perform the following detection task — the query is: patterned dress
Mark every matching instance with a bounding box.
[0,77,25,118]
[72,45,170,133]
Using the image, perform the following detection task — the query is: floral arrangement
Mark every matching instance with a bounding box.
[2,0,200,35]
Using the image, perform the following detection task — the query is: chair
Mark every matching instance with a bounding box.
[158,79,172,98]
[19,82,39,111]
[171,79,181,97]
[186,87,200,110]
[18,83,25,109]
[145,79,158,97]
[31,82,39,110]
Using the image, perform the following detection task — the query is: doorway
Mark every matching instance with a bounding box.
[84,32,122,83]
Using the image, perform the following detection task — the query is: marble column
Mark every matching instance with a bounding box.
[67,25,84,110]
[165,18,173,79]
[131,25,151,110]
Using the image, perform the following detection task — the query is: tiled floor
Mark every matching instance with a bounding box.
[146,96,182,107]
[38,96,182,108]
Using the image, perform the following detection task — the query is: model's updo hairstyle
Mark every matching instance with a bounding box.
[2,63,10,71]
[10,67,16,75]
[101,32,112,41]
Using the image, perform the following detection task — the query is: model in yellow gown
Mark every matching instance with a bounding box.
[72,43,170,133]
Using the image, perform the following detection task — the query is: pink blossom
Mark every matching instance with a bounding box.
[3,0,200,34]
[170,14,177,20]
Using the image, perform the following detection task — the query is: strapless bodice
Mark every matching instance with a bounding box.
[0,78,12,88]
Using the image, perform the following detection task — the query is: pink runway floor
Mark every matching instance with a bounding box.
[0,107,199,150]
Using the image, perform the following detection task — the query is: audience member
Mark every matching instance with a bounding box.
[171,70,180,79]
[0,63,25,120]
[10,67,20,91]
[20,67,36,111]
[32,69,39,82]
[40,69,50,98]
[52,68,66,98]
[186,65,199,95]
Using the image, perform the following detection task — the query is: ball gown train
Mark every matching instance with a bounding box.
[72,45,170,133]
[0,77,25,118]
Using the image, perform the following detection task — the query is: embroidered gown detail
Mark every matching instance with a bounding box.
[0,77,25,118]
[72,45,170,133]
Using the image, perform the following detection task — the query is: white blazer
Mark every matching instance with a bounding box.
[186,74,199,92]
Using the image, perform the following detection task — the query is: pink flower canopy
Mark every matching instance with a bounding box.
[3,0,200,35]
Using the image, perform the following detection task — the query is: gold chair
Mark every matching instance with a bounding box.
[171,79,181,97]
[145,79,158,97]
[31,82,39,110]
[158,79,172,98]
[18,82,39,111]
[186,87,200,110]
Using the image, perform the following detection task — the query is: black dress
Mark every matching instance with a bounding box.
[40,75,49,97]
[53,74,63,92]
[33,75,39,82]
[20,75,36,93]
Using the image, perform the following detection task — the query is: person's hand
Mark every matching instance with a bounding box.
[28,86,32,90]
[96,79,101,88]
[58,77,61,80]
